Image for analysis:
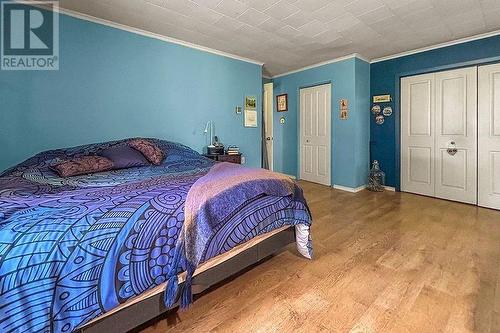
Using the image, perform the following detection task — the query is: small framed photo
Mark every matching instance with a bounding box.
[245,96,256,110]
[276,94,288,112]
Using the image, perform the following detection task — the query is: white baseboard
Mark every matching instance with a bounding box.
[274,172,296,180]
[333,184,367,193]
[333,184,396,193]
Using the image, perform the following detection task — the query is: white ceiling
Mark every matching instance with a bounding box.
[58,0,500,76]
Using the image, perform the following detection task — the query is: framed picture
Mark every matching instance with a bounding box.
[244,109,257,127]
[276,94,288,112]
[245,96,256,110]
[340,99,348,120]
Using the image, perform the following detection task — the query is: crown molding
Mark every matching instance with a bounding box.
[271,53,368,79]
[371,29,500,64]
[34,4,265,66]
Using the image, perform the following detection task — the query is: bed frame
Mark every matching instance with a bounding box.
[78,227,295,333]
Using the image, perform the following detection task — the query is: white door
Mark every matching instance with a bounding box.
[401,67,477,205]
[401,73,435,196]
[434,67,477,204]
[478,64,500,210]
[299,84,331,186]
[263,83,273,171]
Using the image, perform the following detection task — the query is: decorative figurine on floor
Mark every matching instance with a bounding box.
[367,160,385,192]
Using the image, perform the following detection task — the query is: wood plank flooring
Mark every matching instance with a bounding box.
[141,181,500,333]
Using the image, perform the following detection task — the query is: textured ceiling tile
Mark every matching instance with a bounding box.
[357,5,395,25]
[313,29,343,44]
[190,0,222,9]
[215,0,249,18]
[298,19,329,37]
[311,2,347,22]
[292,0,331,12]
[214,15,245,30]
[276,25,303,38]
[387,0,434,17]
[239,0,280,11]
[483,8,500,29]
[344,0,385,17]
[480,0,500,10]
[402,7,442,30]
[238,8,271,26]
[283,11,313,28]
[326,13,362,32]
[264,0,301,20]
[257,17,284,31]
[433,0,479,16]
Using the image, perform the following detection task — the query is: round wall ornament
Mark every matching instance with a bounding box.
[382,106,393,116]
[375,114,385,125]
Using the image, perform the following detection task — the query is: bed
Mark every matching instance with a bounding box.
[0,138,312,332]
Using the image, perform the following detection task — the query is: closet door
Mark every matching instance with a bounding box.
[478,64,500,210]
[434,67,477,204]
[401,73,435,196]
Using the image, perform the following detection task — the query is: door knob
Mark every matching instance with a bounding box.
[266,137,271,141]
[447,141,457,156]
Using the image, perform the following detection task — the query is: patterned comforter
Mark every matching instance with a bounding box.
[0,139,311,333]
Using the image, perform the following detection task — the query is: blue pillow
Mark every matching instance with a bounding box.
[98,144,150,169]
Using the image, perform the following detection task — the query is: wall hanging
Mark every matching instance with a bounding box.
[244,109,257,127]
[371,104,381,115]
[245,96,256,110]
[340,99,348,120]
[382,106,392,116]
[276,94,288,112]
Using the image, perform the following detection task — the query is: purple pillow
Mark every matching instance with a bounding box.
[98,144,150,169]
[51,156,113,177]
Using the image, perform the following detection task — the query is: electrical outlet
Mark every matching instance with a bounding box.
[241,156,246,164]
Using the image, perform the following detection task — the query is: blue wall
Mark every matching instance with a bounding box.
[272,57,370,188]
[0,12,262,172]
[371,35,500,189]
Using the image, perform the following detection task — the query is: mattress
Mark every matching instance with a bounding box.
[81,226,291,327]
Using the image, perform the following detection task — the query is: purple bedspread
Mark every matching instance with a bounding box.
[0,139,312,332]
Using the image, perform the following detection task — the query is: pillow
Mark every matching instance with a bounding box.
[128,139,165,165]
[51,156,113,178]
[98,144,150,169]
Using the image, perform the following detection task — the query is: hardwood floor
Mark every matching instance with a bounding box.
[141,181,500,333]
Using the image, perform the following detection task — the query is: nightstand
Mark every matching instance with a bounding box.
[203,153,242,164]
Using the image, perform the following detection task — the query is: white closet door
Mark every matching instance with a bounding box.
[299,84,331,186]
[434,67,477,204]
[401,73,435,196]
[478,64,500,210]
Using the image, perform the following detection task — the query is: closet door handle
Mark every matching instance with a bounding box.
[447,141,457,156]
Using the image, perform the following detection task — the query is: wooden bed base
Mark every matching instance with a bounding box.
[78,227,296,333]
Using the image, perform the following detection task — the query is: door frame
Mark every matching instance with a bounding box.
[263,82,274,171]
[298,83,332,186]
[396,58,500,191]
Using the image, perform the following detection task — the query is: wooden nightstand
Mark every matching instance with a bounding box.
[203,153,242,164]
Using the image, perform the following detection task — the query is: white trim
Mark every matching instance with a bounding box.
[262,75,272,80]
[333,184,366,193]
[272,53,368,78]
[371,30,500,64]
[384,186,396,192]
[35,4,264,66]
